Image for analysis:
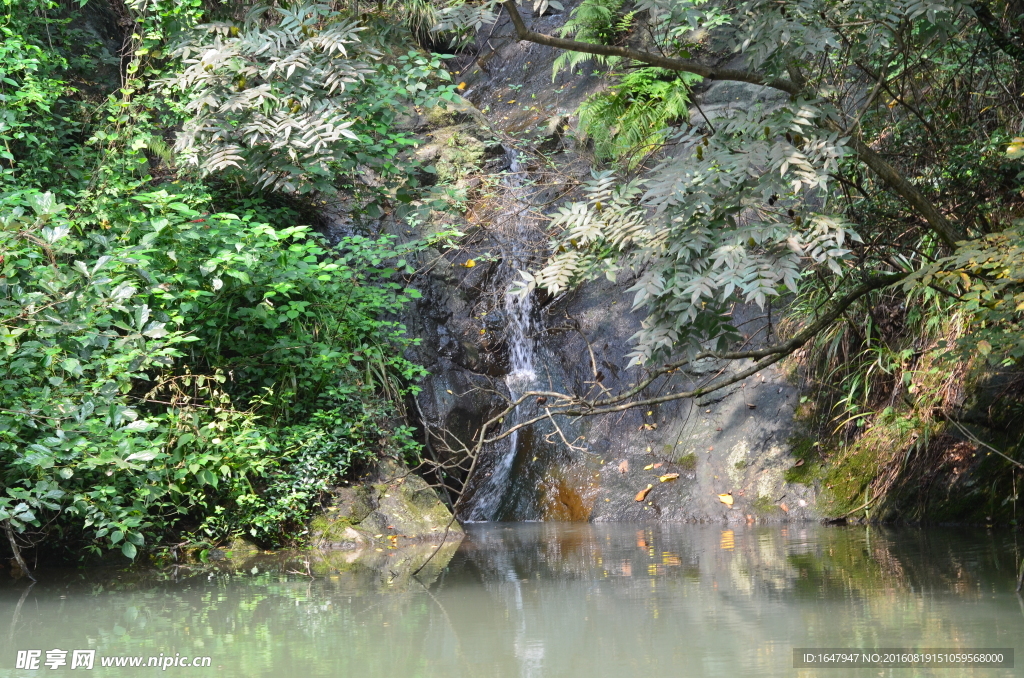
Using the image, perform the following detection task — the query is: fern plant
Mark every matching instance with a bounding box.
[577,67,700,167]
[551,0,634,80]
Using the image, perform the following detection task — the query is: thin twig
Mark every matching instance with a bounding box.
[3,520,35,582]
[947,418,1024,470]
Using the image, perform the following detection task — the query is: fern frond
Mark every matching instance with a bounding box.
[551,0,631,79]
[577,67,699,168]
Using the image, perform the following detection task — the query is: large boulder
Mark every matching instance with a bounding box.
[310,460,464,550]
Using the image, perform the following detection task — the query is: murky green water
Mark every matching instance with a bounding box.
[2,523,1022,677]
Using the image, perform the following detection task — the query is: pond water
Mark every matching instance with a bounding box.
[1,523,1022,677]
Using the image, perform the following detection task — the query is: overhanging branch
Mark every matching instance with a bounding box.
[500,0,799,93]
[499,0,959,248]
[447,272,908,515]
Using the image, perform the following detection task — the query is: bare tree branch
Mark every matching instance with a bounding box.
[443,271,907,515]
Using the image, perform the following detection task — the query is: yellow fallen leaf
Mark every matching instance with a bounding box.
[659,473,679,482]
[717,493,734,506]
[457,81,467,90]
[635,484,653,502]
[1007,137,1024,159]
[463,259,476,268]
[507,99,516,104]
[643,464,654,470]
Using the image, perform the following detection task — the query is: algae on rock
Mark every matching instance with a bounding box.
[311,460,463,550]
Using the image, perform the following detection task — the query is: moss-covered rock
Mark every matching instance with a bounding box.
[310,459,463,550]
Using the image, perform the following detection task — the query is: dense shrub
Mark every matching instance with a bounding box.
[0,0,438,561]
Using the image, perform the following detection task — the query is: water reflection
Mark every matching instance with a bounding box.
[1,524,1022,677]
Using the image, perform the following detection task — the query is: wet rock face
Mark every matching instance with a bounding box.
[415,260,815,523]
[382,7,818,523]
[536,282,816,523]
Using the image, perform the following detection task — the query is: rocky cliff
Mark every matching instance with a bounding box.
[379,5,818,524]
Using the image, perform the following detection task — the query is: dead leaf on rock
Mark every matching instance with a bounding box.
[779,503,789,513]
[635,484,653,502]
[717,493,734,506]
[618,459,629,474]
[794,459,805,467]
[643,463,654,470]
[659,473,680,482]
[653,462,663,468]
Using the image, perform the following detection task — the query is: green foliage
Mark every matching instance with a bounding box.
[0,183,426,554]
[0,1,91,191]
[375,0,471,51]
[551,0,632,80]
[0,0,447,560]
[577,67,699,167]
[167,1,458,194]
[451,0,1024,374]
[909,221,1024,366]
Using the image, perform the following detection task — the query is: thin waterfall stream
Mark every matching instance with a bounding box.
[466,146,538,522]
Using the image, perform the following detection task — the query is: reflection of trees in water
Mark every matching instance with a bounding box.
[454,523,1020,599]
[448,524,1023,677]
[781,526,1014,601]
[1,547,462,678]
[3,525,1021,678]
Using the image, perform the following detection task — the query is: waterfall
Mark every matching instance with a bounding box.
[466,147,537,521]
